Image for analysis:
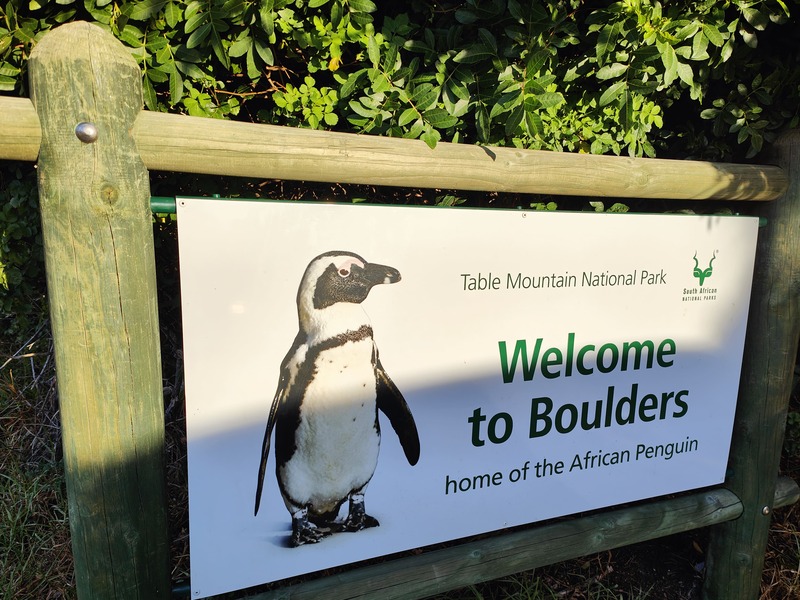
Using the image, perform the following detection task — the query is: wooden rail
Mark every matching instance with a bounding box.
[0,95,789,201]
[1,20,798,600]
[246,478,799,600]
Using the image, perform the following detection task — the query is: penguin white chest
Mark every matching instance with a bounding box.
[283,337,380,512]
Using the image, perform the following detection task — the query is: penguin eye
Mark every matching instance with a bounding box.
[338,268,350,277]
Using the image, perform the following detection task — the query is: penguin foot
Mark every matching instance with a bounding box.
[342,512,379,532]
[290,520,328,547]
[290,510,330,547]
[342,493,380,532]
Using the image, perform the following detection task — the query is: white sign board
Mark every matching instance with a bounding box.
[177,198,758,598]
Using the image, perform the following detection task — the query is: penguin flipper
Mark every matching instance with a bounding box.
[376,358,420,465]
[254,369,289,516]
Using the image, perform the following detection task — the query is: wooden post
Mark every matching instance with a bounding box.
[28,22,169,599]
[703,130,800,599]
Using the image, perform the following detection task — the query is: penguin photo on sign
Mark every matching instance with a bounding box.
[254,250,421,547]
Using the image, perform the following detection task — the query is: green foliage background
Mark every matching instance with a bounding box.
[1,0,800,334]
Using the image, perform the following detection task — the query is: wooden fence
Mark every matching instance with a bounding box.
[0,21,798,600]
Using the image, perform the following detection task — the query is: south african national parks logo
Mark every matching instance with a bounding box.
[683,251,718,302]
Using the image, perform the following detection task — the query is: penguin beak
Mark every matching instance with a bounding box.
[362,262,401,287]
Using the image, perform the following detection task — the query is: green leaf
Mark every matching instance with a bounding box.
[185,10,208,34]
[169,68,183,105]
[675,21,700,41]
[411,83,438,111]
[340,69,366,98]
[260,4,274,37]
[0,75,16,91]
[596,22,619,64]
[741,29,757,48]
[436,194,466,207]
[349,99,378,118]
[142,77,157,111]
[406,118,425,139]
[526,49,548,76]
[524,78,545,95]
[186,22,211,48]
[504,103,524,136]
[308,0,330,7]
[442,85,469,118]
[246,45,260,80]
[423,107,458,129]
[331,1,342,27]
[350,11,373,25]
[701,23,724,47]
[0,63,20,77]
[165,2,181,27]
[720,38,734,62]
[490,89,522,118]
[476,105,489,142]
[537,91,564,109]
[222,0,244,18]
[382,43,398,73]
[147,66,169,82]
[210,29,229,68]
[741,6,768,31]
[659,42,678,86]
[525,110,543,136]
[691,31,709,60]
[676,61,693,87]
[454,9,477,25]
[254,38,274,65]
[118,24,145,47]
[420,127,440,149]
[621,88,633,129]
[737,125,749,144]
[398,107,418,127]
[229,35,252,58]
[175,61,205,79]
[348,0,376,13]
[366,35,380,68]
[478,28,497,53]
[599,80,626,106]
[590,201,605,211]
[596,62,627,80]
[54,8,77,22]
[369,68,391,93]
[453,44,493,64]
[128,0,166,21]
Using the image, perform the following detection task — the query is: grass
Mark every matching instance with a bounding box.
[0,331,73,599]
[432,564,658,599]
[1,323,799,600]
[0,465,70,599]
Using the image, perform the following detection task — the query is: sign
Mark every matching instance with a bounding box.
[177,198,758,598]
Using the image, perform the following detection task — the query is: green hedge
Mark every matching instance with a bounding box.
[0,165,43,338]
[1,0,799,336]
[1,0,798,158]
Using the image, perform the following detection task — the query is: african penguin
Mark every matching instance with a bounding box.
[254,250,420,547]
